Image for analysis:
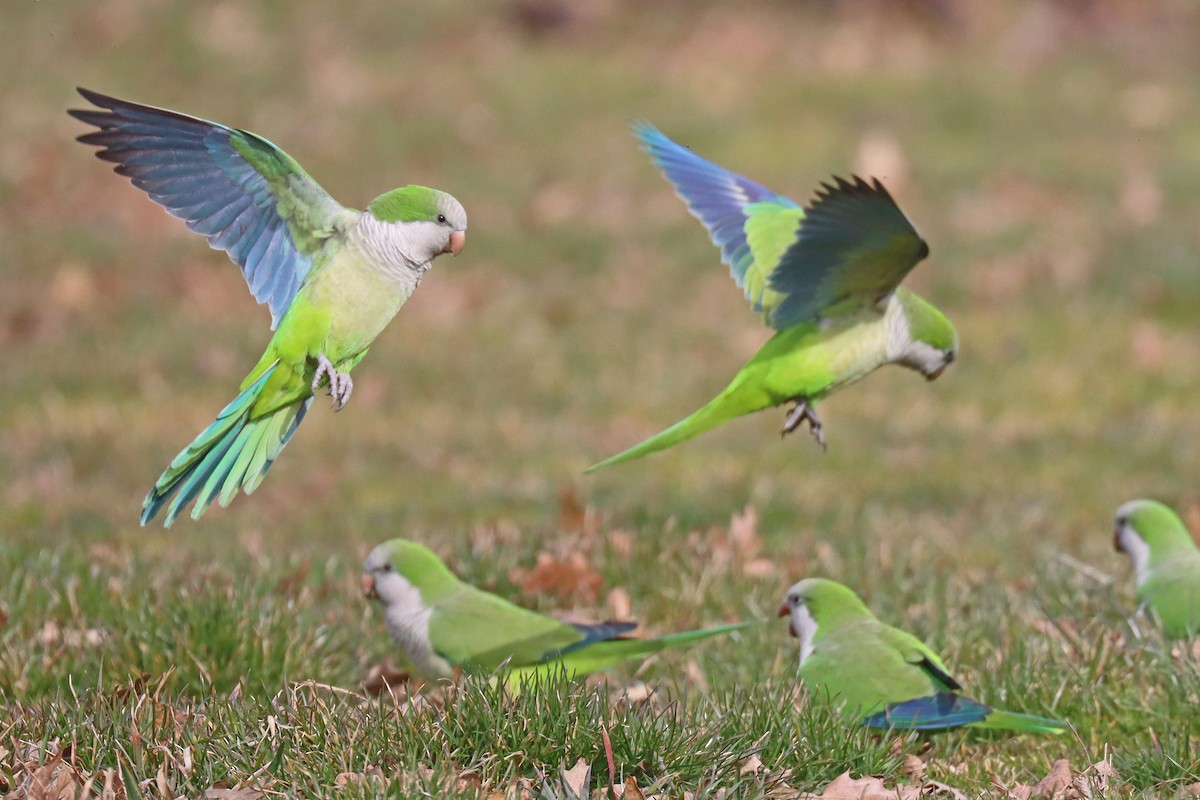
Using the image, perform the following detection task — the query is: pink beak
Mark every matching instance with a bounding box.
[443,230,466,257]
[361,573,379,600]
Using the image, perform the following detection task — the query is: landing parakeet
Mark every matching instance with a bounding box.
[587,125,956,472]
[362,538,755,684]
[1114,499,1200,637]
[70,89,467,526]
[779,578,1067,734]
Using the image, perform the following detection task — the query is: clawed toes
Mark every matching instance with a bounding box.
[312,355,353,411]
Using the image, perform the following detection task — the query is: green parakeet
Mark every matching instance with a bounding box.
[362,538,755,683]
[70,89,467,526]
[1114,499,1200,637]
[587,125,956,472]
[779,578,1067,734]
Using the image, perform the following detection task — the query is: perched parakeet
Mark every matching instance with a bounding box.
[362,538,755,683]
[779,579,1067,734]
[70,89,467,526]
[1114,499,1200,637]
[587,125,956,472]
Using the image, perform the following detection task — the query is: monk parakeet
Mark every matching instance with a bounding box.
[1114,499,1200,637]
[587,125,956,472]
[779,578,1067,734]
[70,89,467,526]
[362,538,755,683]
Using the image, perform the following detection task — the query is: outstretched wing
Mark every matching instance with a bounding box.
[70,87,352,328]
[634,123,802,320]
[767,176,928,328]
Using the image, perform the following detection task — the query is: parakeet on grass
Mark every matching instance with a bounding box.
[362,538,755,683]
[1114,499,1200,637]
[779,578,1067,734]
[70,88,466,526]
[587,125,956,472]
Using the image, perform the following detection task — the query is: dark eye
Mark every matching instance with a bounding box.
[437,214,447,224]
[945,350,956,364]
[788,593,799,606]
[1115,516,1128,528]
[382,563,393,572]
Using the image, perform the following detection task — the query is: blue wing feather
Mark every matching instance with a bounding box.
[70,88,346,328]
[553,620,640,658]
[632,123,798,307]
[863,692,991,731]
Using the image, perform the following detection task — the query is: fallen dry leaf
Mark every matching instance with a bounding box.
[739,754,764,777]
[560,758,591,799]
[360,661,414,695]
[204,785,265,800]
[333,767,385,789]
[510,552,602,603]
[1005,759,1076,800]
[796,770,967,800]
[620,776,646,800]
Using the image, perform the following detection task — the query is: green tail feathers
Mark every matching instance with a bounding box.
[974,709,1071,735]
[586,393,744,473]
[556,620,761,674]
[505,620,760,688]
[141,366,311,527]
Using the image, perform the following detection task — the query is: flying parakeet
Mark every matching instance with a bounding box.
[70,88,467,526]
[779,578,1068,734]
[1114,499,1200,637]
[362,538,755,683]
[587,125,956,472]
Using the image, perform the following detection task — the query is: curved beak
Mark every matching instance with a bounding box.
[361,573,379,600]
[443,230,466,257]
[1113,525,1125,553]
[777,603,790,618]
[926,364,947,382]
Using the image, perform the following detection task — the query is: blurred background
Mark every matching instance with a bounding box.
[3,0,1200,574]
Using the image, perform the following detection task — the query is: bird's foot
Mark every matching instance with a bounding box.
[782,400,826,451]
[311,353,354,411]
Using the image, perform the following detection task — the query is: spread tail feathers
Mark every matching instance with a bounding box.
[141,365,311,526]
[585,391,746,473]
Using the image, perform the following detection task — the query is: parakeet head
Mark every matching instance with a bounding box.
[778,578,873,662]
[891,288,958,381]
[362,538,460,608]
[1114,500,1197,576]
[367,185,467,262]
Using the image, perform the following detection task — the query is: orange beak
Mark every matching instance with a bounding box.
[778,603,797,637]
[1113,526,1125,553]
[361,573,379,600]
[443,230,466,257]
[926,365,946,382]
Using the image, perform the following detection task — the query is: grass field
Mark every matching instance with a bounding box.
[4,1,1200,796]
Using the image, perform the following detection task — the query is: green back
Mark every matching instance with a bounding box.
[427,584,587,671]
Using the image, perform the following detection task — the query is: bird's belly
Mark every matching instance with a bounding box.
[757,318,888,403]
[310,256,410,364]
